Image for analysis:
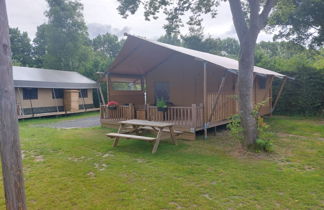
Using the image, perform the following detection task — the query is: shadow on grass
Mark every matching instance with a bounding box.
[108,139,189,156]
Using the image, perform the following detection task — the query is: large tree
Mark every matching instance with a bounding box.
[0,0,26,209]
[116,0,276,146]
[92,33,123,58]
[9,27,33,66]
[33,0,89,71]
[269,0,324,47]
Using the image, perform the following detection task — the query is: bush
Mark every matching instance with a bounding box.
[227,100,274,152]
[273,66,324,116]
[255,139,273,152]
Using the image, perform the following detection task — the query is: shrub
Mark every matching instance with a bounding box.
[227,100,274,152]
[255,139,273,152]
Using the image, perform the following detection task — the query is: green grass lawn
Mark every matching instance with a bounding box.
[0,113,323,209]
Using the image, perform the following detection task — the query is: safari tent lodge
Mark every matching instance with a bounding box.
[14,66,100,119]
[100,34,288,140]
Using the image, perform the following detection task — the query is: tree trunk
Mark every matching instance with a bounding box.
[0,0,27,209]
[238,35,258,146]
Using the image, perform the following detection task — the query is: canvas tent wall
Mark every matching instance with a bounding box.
[13,66,100,118]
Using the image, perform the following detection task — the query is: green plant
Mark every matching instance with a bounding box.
[227,99,273,152]
[255,139,273,152]
[156,98,167,108]
[227,114,243,142]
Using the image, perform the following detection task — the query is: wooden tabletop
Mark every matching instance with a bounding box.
[119,120,174,128]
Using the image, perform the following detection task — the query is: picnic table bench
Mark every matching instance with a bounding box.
[106,120,180,154]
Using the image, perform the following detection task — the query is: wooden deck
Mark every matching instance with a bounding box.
[18,108,100,119]
[99,101,235,140]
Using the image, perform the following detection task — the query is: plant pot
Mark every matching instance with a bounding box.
[157,107,168,112]
[108,106,117,110]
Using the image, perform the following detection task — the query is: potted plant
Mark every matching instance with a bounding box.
[107,101,119,110]
[156,98,168,112]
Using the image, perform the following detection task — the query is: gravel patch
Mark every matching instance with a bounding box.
[35,116,100,129]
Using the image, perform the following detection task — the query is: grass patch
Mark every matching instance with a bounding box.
[0,114,323,209]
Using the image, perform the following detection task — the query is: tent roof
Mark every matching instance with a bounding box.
[108,34,286,78]
[13,66,98,89]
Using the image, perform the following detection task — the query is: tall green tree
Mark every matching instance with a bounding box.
[33,0,89,71]
[181,26,205,51]
[92,33,123,58]
[203,37,240,58]
[116,0,277,146]
[158,33,182,46]
[9,27,33,66]
[269,0,324,47]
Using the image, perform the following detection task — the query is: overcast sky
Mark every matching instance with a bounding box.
[7,0,273,41]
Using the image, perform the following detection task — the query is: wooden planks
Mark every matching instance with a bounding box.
[119,119,173,127]
[107,120,177,153]
[207,92,237,124]
[107,133,156,141]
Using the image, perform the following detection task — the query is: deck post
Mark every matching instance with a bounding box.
[203,62,208,139]
[17,88,24,116]
[272,76,288,114]
[98,86,105,105]
[191,104,197,130]
[52,88,60,112]
[29,98,34,117]
[80,89,86,111]
[106,74,110,103]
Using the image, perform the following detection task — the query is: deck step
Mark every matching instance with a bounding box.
[106,133,156,141]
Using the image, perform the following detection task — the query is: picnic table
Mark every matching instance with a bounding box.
[106,120,179,154]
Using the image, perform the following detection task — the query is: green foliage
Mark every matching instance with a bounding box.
[9,27,33,66]
[203,37,240,58]
[269,0,324,47]
[228,100,273,152]
[158,31,240,59]
[117,0,219,35]
[92,33,123,58]
[273,67,324,116]
[227,114,243,142]
[157,33,181,46]
[156,98,167,108]
[255,41,324,116]
[33,0,89,71]
[255,139,273,152]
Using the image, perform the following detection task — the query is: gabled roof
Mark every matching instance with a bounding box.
[108,34,286,78]
[13,66,98,89]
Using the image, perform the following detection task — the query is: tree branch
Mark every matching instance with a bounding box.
[259,0,276,29]
[228,0,248,42]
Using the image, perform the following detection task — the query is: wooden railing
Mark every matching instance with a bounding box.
[147,104,203,129]
[100,104,204,130]
[100,105,135,120]
[207,92,237,123]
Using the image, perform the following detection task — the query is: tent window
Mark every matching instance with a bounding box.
[111,78,142,91]
[23,88,38,100]
[79,89,88,98]
[154,82,170,102]
[52,89,64,99]
[258,77,267,89]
